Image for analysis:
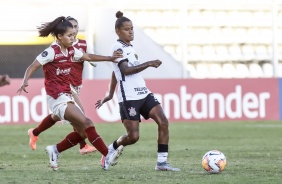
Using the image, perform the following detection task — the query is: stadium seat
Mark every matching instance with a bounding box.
[235,64,250,78]
[241,45,256,61]
[202,46,216,61]
[222,63,236,78]
[209,64,223,78]
[215,46,230,62]
[229,45,243,61]
[262,63,273,78]
[185,64,197,78]
[254,45,270,61]
[248,63,263,78]
[188,46,202,61]
[195,64,210,78]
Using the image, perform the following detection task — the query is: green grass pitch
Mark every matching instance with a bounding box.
[0,121,282,184]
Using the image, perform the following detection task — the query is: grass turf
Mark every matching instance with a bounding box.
[0,121,281,184]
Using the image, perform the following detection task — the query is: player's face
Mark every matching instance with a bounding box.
[116,21,134,44]
[58,27,75,48]
[69,20,79,39]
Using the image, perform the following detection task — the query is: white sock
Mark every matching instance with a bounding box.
[157,152,168,163]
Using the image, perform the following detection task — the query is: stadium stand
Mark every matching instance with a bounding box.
[123,0,282,78]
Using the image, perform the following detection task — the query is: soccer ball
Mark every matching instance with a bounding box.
[202,150,227,174]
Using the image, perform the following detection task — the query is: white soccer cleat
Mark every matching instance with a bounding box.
[155,162,180,171]
[101,145,123,170]
[45,145,60,171]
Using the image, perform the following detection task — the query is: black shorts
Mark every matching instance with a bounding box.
[119,93,160,122]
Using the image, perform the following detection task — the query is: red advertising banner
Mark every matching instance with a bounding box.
[0,78,279,124]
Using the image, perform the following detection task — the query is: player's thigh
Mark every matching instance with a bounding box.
[149,104,168,125]
[64,102,87,126]
[72,92,84,113]
[123,119,140,135]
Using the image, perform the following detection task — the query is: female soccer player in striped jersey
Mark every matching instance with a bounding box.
[96,11,180,171]
[27,16,97,155]
[17,16,123,171]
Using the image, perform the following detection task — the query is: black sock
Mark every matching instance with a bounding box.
[113,140,118,150]
[158,144,168,152]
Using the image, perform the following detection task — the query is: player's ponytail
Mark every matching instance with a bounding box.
[37,16,73,38]
[115,11,131,29]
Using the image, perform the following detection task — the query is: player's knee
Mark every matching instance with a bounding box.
[159,117,169,129]
[85,118,93,128]
[129,133,139,144]
[82,118,93,128]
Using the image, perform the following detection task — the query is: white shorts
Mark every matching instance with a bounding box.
[47,93,82,120]
[70,84,82,96]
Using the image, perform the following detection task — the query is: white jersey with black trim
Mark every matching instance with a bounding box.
[111,40,151,102]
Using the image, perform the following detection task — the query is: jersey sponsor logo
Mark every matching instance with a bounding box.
[58,60,67,63]
[56,67,71,75]
[41,51,48,57]
[55,53,64,59]
[128,107,137,116]
[134,87,148,95]
[117,48,123,54]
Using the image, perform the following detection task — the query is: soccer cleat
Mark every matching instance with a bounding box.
[155,162,181,171]
[101,145,124,170]
[45,145,60,171]
[28,128,38,150]
[79,144,97,155]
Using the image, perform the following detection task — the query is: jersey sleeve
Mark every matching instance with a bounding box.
[111,44,126,62]
[74,47,84,61]
[86,41,94,54]
[36,47,55,65]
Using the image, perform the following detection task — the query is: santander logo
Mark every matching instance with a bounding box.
[96,85,271,122]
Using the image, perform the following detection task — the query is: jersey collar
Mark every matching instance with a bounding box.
[117,39,132,47]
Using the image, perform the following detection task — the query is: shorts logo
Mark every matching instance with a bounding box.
[128,107,136,116]
[41,51,48,57]
[134,53,138,60]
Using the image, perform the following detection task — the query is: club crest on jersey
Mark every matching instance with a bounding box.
[117,48,123,54]
[128,107,136,116]
[41,51,48,57]
[134,53,138,60]
[68,50,74,55]
[56,67,71,75]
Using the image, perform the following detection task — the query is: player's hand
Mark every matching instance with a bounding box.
[149,60,162,68]
[95,96,112,109]
[0,74,11,87]
[110,50,123,63]
[17,81,28,95]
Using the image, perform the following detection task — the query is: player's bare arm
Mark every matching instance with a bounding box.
[119,59,162,75]
[17,60,41,94]
[81,51,122,62]
[95,71,117,109]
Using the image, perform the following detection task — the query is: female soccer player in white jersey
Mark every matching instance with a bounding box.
[17,16,123,171]
[27,16,97,155]
[96,11,180,171]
